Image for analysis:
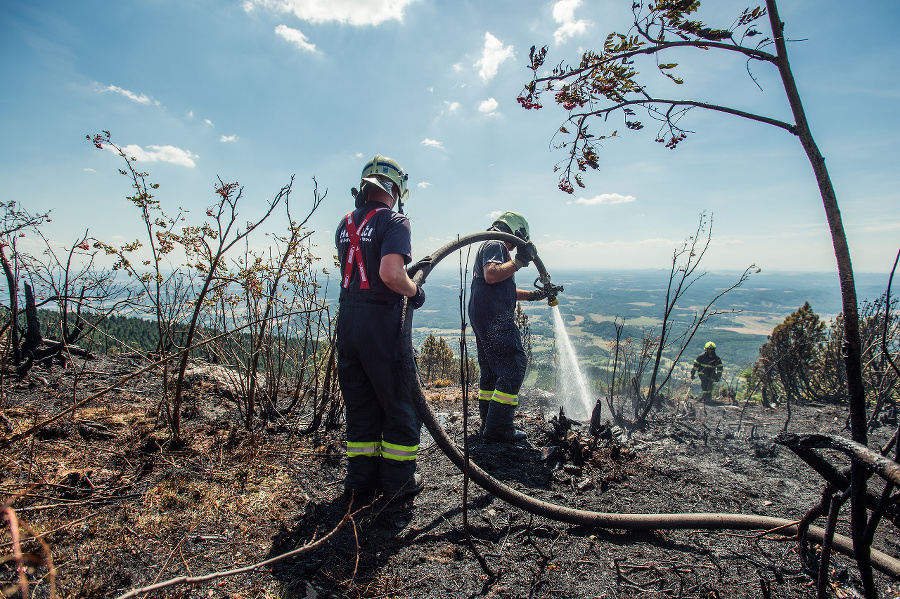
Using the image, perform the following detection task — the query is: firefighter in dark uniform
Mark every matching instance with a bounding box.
[469,211,548,442]
[335,155,426,502]
[691,341,723,403]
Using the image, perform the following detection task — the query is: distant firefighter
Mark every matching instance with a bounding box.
[690,341,723,403]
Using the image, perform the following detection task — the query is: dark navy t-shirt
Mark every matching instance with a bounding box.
[336,203,412,301]
[469,239,516,325]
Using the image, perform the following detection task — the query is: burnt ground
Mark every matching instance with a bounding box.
[1,354,899,599]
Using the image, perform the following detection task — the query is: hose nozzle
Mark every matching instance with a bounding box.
[535,274,564,307]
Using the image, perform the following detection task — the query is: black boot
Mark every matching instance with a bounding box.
[478,399,490,435]
[483,401,526,442]
[483,426,527,442]
[383,473,425,501]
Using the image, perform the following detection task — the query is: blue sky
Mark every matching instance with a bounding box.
[2,0,898,279]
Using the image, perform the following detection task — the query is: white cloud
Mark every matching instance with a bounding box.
[452,62,464,73]
[83,168,96,172]
[205,119,214,126]
[275,24,318,52]
[220,135,238,143]
[112,144,198,168]
[187,111,194,118]
[487,210,504,220]
[421,138,444,149]
[568,193,636,205]
[417,181,432,189]
[474,32,514,82]
[244,0,417,26]
[100,85,159,106]
[552,0,592,45]
[478,97,499,115]
[444,100,460,112]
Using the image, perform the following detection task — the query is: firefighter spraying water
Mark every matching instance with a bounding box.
[467,211,566,442]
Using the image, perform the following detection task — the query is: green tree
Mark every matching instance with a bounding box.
[420,334,440,382]
[518,2,871,588]
[419,334,459,383]
[758,302,826,405]
[436,336,455,381]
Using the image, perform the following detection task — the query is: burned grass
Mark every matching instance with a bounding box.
[1,355,899,598]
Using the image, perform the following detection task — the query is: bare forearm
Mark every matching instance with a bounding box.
[484,260,520,284]
[380,254,417,297]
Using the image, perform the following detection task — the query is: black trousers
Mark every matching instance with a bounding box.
[336,296,421,494]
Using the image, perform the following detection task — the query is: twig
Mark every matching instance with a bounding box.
[2,505,31,599]
[0,511,98,549]
[114,510,352,599]
[817,488,849,599]
[14,494,142,512]
[145,523,198,595]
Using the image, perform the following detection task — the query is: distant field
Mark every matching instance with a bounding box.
[410,268,892,380]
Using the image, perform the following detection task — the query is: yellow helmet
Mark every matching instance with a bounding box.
[705,342,716,350]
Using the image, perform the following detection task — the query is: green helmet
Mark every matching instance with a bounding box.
[705,341,716,350]
[358,154,409,209]
[491,211,530,242]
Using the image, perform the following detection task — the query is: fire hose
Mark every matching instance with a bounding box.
[400,231,900,577]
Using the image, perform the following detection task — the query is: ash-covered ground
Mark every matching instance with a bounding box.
[2,355,898,598]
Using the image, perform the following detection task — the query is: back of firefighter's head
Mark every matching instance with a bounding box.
[489,211,530,242]
[355,155,409,211]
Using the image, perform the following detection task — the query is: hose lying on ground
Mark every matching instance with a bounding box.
[400,231,900,578]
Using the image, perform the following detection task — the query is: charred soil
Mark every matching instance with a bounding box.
[1,354,899,598]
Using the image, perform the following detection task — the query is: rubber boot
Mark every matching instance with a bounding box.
[379,459,422,499]
[483,401,526,442]
[478,399,490,435]
[343,456,379,504]
[383,472,425,502]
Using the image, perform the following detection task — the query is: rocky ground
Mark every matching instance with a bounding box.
[1,354,899,598]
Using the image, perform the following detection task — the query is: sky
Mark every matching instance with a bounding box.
[2,0,899,283]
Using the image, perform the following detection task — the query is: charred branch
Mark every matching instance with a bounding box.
[776,433,900,487]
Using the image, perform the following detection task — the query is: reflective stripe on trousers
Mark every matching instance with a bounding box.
[347,440,381,458]
[381,440,418,461]
[479,388,518,407]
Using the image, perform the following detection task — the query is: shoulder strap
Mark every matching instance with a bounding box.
[342,207,389,290]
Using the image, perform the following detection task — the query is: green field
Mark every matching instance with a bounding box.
[411,268,892,388]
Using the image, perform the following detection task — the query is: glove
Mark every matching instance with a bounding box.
[513,241,537,270]
[525,288,549,302]
[410,285,426,309]
[407,255,434,279]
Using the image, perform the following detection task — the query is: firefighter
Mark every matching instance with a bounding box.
[335,155,426,503]
[690,341,723,403]
[469,211,549,442]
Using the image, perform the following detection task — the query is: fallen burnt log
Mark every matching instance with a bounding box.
[775,433,900,488]
[775,434,900,529]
